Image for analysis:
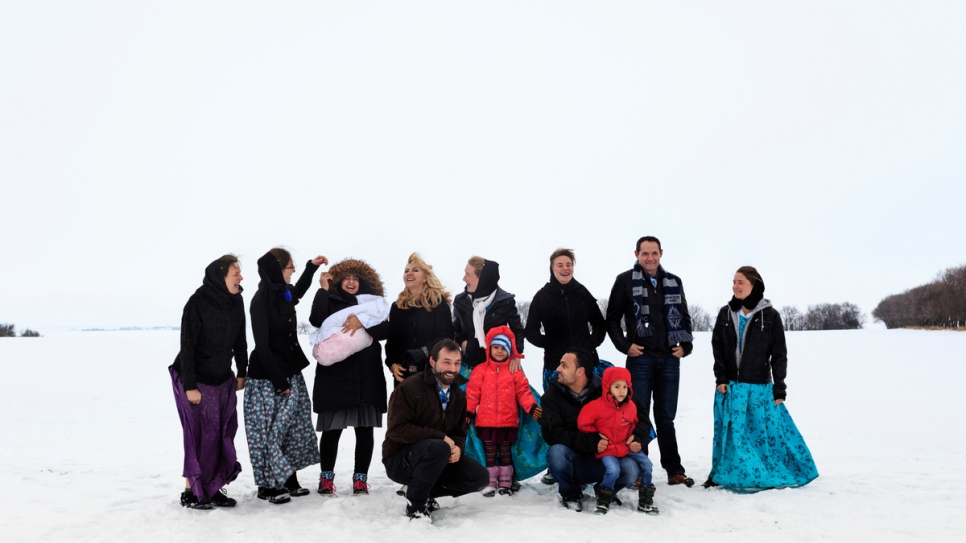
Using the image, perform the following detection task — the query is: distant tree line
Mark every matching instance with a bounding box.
[872,264,966,329]
[0,323,41,337]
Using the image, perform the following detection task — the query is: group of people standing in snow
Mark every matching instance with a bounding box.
[168,236,818,519]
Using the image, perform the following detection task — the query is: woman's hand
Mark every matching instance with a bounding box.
[343,314,363,336]
[319,272,332,290]
[186,389,201,404]
[311,255,329,267]
[716,384,728,394]
[275,388,291,395]
[236,378,245,391]
[390,364,405,382]
[774,398,784,405]
[508,357,522,373]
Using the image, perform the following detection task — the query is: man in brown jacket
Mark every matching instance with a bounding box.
[383,339,488,519]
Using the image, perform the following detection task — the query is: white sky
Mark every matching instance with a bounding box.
[2,1,964,329]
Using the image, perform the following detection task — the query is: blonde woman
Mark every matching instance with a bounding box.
[385,252,454,385]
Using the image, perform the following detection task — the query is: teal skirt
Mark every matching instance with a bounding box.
[709,381,818,491]
[459,365,549,481]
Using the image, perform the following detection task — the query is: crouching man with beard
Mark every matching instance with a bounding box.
[383,339,489,520]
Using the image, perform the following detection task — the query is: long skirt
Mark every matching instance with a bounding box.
[169,366,242,503]
[709,381,819,491]
[459,365,548,481]
[243,373,319,489]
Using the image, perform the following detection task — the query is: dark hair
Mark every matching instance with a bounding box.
[736,266,763,286]
[430,338,462,362]
[636,236,662,252]
[216,254,239,277]
[565,347,596,375]
[269,247,293,269]
[550,248,575,266]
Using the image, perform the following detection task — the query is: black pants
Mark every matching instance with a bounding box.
[319,427,374,474]
[383,439,489,506]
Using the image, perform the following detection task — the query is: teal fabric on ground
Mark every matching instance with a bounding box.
[459,365,549,481]
[710,381,818,491]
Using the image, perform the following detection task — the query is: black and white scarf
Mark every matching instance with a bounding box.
[632,263,693,345]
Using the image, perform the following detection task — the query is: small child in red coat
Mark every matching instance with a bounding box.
[577,366,657,515]
[465,325,542,496]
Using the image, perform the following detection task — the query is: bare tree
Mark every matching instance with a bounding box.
[804,303,866,330]
[20,329,40,337]
[873,263,966,329]
[516,300,531,328]
[779,306,806,331]
[689,304,712,332]
[0,323,15,337]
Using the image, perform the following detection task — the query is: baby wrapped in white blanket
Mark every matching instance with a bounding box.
[309,294,390,366]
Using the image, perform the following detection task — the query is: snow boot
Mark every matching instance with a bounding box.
[352,473,370,496]
[562,496,583,512]
[638,485,659,515]
[318,471,336,497]
[483,466,499,497]
[498,465,514,495]
[595,487,614,514]
[209,488,237,507]
[285,473,310,497]
[180,489,212,510]
[406,500,432,521]
[257,486,291,505]
[540,470,556,485]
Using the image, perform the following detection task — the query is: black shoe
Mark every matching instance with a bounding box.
[540,472,556,485]
[396,485,407,496]
[498,487,513,496]
[209,488,237,508]
[562,496,583,512]
[595,488,614,515]
[702,477,719,488]
[285,474,310,497]
[180,490,213,510]
[426,498,440,512]
[257,486,292,505]
[406,501,432,520]
[510,480,522,493]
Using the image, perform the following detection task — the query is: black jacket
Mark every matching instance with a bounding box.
[711,302,788,400]
[525,277,606,371]
[385,301,454,379]
[540,376,603,456]
[309,287,390,414]
[606,267,693,357]
[172,259,248,391]
[452,287,525,367]
[383,366,469,460]
[248,254,319,390]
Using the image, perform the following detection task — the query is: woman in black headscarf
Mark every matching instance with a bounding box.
[170,254,247,509]
[452,256,524,369]
[244,248,327,504]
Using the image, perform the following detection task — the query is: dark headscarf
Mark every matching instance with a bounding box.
[728,275,765,312]
[256,251,295,312]
[472,259,500,299]
[198,259,243,308]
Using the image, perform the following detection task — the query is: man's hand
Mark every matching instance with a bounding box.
[627,435,642,453]
[628,344,644,357]
[597,434,610,454]
[390,364,405,382]
[443,435,460,463]
[671,345,684,358]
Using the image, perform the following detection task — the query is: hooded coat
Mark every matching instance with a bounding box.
[309,258,390,414]
[525,275,606,371]
[711,299,788,401]
[465,326,538,428]
[172,259,248,391]
[577,367,649,459]
[452,260,525,367]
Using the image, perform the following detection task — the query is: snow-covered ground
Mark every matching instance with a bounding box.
[1,329,963,542]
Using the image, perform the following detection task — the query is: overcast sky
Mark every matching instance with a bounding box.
[2,1,963,330]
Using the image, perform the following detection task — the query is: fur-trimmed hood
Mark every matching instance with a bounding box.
[328,258,384,297]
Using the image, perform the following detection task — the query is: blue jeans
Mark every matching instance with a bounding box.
[546,444,640,500]
[601,451,653,491]
[626,353,684,476]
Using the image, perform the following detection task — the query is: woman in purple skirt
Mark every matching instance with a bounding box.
[169,254,248,509]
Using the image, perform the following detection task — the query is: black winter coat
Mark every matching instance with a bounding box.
[525,277,606,371]
[172,259,248,391]
[248,254,319,390]
[606,268,694,357]
[452,287,524,367]
[385,301,454,380]
[309,288,390,414]
[539,376,603,456]
[711,303,788,400]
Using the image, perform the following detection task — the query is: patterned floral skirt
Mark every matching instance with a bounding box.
[709,381,818,491]
[243,373,319,489]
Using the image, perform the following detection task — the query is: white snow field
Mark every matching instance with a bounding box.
[1,329,963,542]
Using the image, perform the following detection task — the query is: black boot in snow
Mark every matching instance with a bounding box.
[180,490,213,510]
[257,486,292,505]
[209,488,237,507]
[595,488,614,515]
[638,485,659,515]
[285,473,310,497]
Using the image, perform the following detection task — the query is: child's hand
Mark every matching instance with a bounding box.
[530,406,543,421]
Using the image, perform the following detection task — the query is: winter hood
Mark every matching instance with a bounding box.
[328,258,385,297]
[484,325,524,363]
[602,366,633,404]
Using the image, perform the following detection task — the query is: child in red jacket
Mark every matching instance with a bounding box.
[465,326,542,496]
[577,366,657,515]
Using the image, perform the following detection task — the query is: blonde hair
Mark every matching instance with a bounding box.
[395,252,451,310]
[467,256,485,277]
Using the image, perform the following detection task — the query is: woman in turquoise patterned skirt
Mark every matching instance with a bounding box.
[704,266,818,490]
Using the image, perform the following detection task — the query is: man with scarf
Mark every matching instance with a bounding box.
[382,339,489,520]
[605,236,695,487]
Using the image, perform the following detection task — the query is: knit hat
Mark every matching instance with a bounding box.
[490,334,512,353]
